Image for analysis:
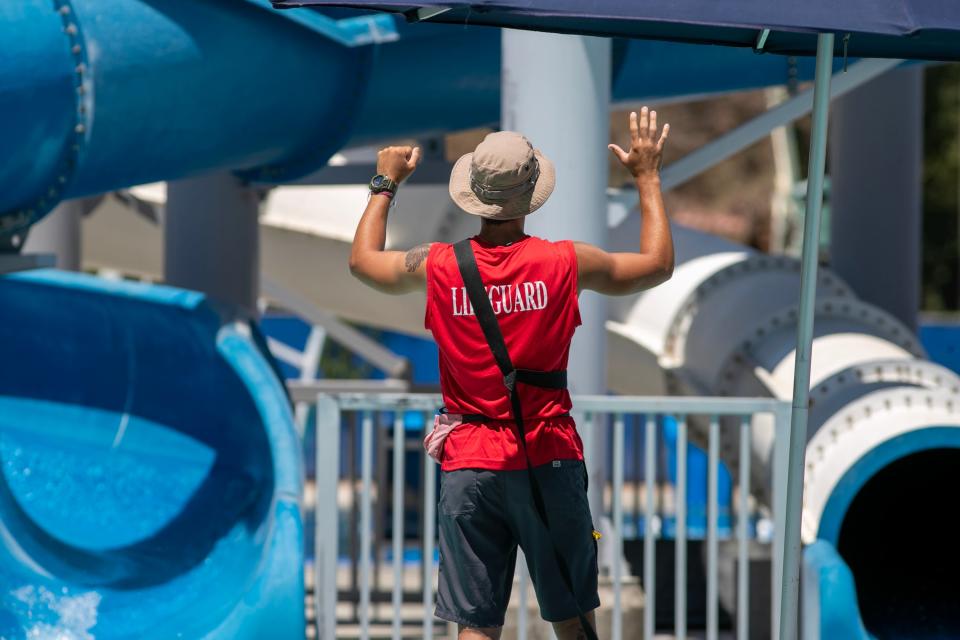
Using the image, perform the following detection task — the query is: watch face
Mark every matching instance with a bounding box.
[372,175,384,189]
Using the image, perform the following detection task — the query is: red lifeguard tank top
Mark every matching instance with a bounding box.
[425,235,584,471]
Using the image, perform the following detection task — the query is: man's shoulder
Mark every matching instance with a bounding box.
[424,241,452,272]
[530,236,577,260]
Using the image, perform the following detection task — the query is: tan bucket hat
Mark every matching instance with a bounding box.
[448,131,555,220]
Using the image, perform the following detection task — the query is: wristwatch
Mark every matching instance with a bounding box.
[369,174,398,196]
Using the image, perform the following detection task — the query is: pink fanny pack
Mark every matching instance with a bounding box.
[423,412,463,463]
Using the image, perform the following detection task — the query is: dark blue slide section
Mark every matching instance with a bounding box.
[0,270,303,639]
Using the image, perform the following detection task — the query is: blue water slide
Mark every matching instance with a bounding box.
[802,541,873,640]
[0,0,384,241]
[350,21,821,144]
[0,270,303,638]
[0,0,825,242]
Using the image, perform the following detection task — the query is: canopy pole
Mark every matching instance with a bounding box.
[779,32,834,640]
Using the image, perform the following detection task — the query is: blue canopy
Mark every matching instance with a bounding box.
[272,1,960,61]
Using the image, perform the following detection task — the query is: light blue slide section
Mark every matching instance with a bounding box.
[0,270,304,639]
[802,541,873,640]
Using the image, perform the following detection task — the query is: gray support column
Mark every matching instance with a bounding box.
[22,200,84,271]
[164,173,261,313]
[829,66,923,330]
[501,30,612,522]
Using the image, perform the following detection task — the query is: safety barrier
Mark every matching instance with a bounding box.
[297,391,793,640]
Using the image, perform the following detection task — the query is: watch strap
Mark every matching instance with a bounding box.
[370,175,398,194]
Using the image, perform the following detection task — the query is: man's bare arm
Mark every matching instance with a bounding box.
[577,108,674,295]
[349,146,432,294]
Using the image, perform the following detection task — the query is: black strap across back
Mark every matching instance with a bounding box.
[452,238,599,640]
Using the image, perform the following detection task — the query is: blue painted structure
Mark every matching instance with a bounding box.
[0,271,303,639]
[920,322,960,376]
[0,0,376,239]
[0,0,825,242]
[802,541,873,640]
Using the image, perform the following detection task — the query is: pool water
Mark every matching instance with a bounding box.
[0,397,266,639]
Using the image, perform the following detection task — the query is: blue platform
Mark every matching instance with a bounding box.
[0,270,303,639]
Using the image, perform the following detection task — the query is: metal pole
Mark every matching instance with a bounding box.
[829,65,922,330]
[737,416,751,640]
[779,32,835,640]
[642,415,657,640]
[706,416,719,640]
[165,173,261,314]
[674,417,688,640]
[21,200,84,271]
[315,395,341,640]
[422,418,436,640]
[612,414,625,640]
[359,412,374,638]
[391,412,406,640]
[501,25,612,554]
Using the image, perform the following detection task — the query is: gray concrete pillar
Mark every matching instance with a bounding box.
[22,200,84,271]
[501,29,612,530]
[829,66,923,330]
[164,173,261,313]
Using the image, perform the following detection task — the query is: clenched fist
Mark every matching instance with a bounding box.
[377,145,421,183]
[609,107,669,180]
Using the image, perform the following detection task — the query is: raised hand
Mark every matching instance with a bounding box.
[608,107,669,180]
[377,145,421,183]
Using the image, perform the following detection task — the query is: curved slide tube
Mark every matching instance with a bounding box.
[0,0,377,243]
[0,270,303,639]
[801,541,871,640]
[0,0,824,245]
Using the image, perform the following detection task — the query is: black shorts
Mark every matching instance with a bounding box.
[435,459,600,628]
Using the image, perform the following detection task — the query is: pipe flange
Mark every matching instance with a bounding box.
[804,358,960,439]
[811,358,960,396]
[808,357,960,408]
[806,389,960,480]
[0,0,92,245]
[662,255,852,365]
[713,296,925,398]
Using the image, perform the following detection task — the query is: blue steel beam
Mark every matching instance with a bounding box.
[349,26,824,145]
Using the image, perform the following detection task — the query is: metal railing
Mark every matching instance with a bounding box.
[302,391,793,640]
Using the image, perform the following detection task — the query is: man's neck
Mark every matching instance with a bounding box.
[478,220,527,246]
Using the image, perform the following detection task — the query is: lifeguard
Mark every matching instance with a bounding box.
[349,108,674,640]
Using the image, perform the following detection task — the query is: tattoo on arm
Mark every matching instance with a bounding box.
[404,243,431,273]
